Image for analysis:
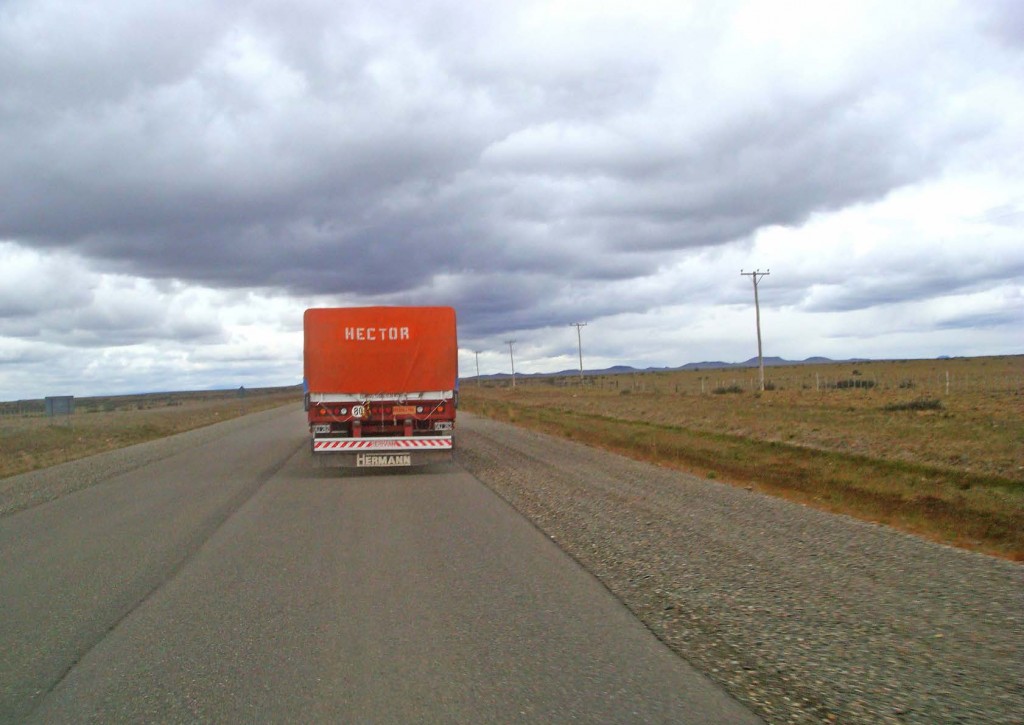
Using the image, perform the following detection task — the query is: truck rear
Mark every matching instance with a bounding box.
[304,306,458,468]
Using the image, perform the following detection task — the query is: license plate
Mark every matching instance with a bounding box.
[313,424,331,434]
[357,453,412,467]
[393,405,417,415]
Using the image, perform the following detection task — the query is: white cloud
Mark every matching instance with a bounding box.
[0,244,309,398]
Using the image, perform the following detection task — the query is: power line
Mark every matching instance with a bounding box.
[569,322,588,385]
[740,268,770,392]
[504,340,517,389]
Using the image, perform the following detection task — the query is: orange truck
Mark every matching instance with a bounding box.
[303,306,458,467]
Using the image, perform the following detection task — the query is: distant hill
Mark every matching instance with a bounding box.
[467,356,872,381]
[677,356,870,370]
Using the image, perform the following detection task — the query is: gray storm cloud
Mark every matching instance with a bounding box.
[2,1,1014,301]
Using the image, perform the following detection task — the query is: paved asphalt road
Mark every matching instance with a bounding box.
[1,407,760,723]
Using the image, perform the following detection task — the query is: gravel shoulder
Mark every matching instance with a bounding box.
[456,413,1023,725]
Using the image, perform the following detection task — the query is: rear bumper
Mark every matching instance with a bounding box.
[309,436,454,471]
[310,435,453,468]
[311,436,453,453]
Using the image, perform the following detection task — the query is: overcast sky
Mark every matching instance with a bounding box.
[1,0,1022,399]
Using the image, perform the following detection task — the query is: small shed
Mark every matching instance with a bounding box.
[45,395,75,416]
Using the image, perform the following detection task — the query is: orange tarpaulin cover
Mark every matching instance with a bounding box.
[304,307,458,394]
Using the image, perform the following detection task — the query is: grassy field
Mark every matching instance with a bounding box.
[461,356,1023,560]
[0,386,301,479]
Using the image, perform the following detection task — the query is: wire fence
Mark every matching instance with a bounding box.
[478,369,1024,396]
[0,386,301,418]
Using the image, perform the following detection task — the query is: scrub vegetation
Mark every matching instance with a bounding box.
[461,356,1024,560]
[0,386,301,479]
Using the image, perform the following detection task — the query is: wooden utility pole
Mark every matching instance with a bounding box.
[740,269,770,392]
[570,322,588,385]
[474,351,481,385]
[505,340,517,388]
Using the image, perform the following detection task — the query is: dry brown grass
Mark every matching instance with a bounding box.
[0,387,301,479]
[462,356,1024,560]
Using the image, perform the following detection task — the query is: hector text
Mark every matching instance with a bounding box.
[345,326,411,341]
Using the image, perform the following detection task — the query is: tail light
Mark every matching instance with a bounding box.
[315,405,348,417]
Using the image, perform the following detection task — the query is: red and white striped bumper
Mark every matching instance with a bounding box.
[312,436,453,452]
